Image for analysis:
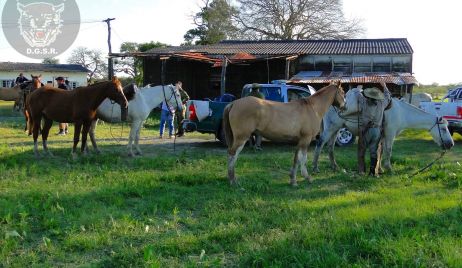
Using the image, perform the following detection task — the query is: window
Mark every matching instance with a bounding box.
[354,56,372,72]
[1,80,13,87]
[333,57,352,72]
[392,56,411,72]
[68,81,78,89]
[373,57,391,72]
[298,56,315,71]
[287,88,310,102]
[314,56,332,71]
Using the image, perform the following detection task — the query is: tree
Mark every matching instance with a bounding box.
[184,0,239,45]
[234,0,365,40]
[114,41,169,86]
[67,47,107,82]
[42,58,59,64]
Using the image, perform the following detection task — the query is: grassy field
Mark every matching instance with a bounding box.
[1,100,461,267]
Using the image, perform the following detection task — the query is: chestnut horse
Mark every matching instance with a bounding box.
[27,77,128,158]
[23,75,43,133]
[223,82,345,186]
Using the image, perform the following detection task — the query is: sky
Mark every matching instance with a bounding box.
[0,0,460,85]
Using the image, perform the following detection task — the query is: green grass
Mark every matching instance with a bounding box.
[1,100,461,267]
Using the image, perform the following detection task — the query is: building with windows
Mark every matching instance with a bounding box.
[111,38,416,99]
[0,62,88,88]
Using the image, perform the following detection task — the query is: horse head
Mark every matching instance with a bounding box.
[31,74,42,89]
[341,86,363,116]
[429,117,454,150]
[108,76,128,108]
[330,80,345,110]
[164,84,183,112]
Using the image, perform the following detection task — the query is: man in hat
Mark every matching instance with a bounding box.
[245,83,265,150]
[15,72,28,85]
[248,83,265,99]
[357,81,392,176]
[55,77,70,135]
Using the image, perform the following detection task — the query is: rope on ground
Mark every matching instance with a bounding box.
[408,150,447,178]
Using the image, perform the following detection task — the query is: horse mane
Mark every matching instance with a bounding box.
[122,83,138,101]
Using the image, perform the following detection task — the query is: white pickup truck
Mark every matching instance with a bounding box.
[420,87,462,136]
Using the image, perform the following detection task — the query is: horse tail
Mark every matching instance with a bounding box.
[223,102,234,149]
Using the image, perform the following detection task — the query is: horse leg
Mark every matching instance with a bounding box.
[80,122,91,155]
[227,142,246,186]
[357,130,366,175]
[327,134,340,171]
[290,148,302,186]
[72,122,82,159]
[89,119,101,154]
[32,116,42,157]
[134,121,143,155]
[299,143,313,184]
[41,117,53,156]
[312,136,326,173]
[382,136,394,173]
[127,121,137,157]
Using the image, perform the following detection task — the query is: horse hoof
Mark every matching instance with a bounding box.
[95,150,101,155]
[290,180,298,187]
[305,177,313,184]
[312,167,320,173]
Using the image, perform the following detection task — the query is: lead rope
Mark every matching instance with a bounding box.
[109,100,125,144]
[409,118,447,178]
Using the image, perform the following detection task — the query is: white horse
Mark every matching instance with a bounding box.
[401,92,432,107]
[313,87,454,173]
[89,84,183,156]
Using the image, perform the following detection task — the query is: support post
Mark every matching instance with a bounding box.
[103,18,115,79]
[220,56,227,95]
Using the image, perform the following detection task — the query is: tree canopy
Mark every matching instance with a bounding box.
[184,0,364,44]
[184,0,238,45]
[67,47,107,82]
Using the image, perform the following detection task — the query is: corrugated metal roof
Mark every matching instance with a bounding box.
[290,71,418,85]
[143,38,413,56]
[0,62,89,73]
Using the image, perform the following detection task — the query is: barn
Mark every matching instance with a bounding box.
[111,38,417,99]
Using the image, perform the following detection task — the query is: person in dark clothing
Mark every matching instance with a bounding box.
[15,73,29,85]
[56,77,69,135]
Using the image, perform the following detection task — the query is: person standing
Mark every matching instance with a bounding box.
[56,77,70,135]
[175,81,190,137]
[15,73,28,85]
[357,81,392,176]
[159,99,176,139]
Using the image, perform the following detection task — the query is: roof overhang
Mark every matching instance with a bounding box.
[289,71,418,85]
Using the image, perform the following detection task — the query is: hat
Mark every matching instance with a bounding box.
[55,76,64,81]
[251,83,260,89]
[363,87,384,100]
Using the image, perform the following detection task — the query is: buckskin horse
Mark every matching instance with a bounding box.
[223,81,345,186]
[27,77,128,158]
[90,84,183,156]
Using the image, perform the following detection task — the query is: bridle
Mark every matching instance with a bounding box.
[429,116,448,150]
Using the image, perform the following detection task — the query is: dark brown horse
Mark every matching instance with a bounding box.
[27,77,128,158]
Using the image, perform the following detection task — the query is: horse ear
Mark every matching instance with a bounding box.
[39,74,42,78]
[112,76,118,82]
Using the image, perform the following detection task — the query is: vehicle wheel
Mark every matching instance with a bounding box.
[217,121,227,147]
[336,128,355,146]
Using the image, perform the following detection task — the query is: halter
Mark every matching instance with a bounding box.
[428,117,447,150]
[161,85,181,115]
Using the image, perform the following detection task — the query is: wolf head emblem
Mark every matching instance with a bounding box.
[17,2,65,48]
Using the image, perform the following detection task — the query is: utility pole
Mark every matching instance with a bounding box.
[103,18,115,79]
